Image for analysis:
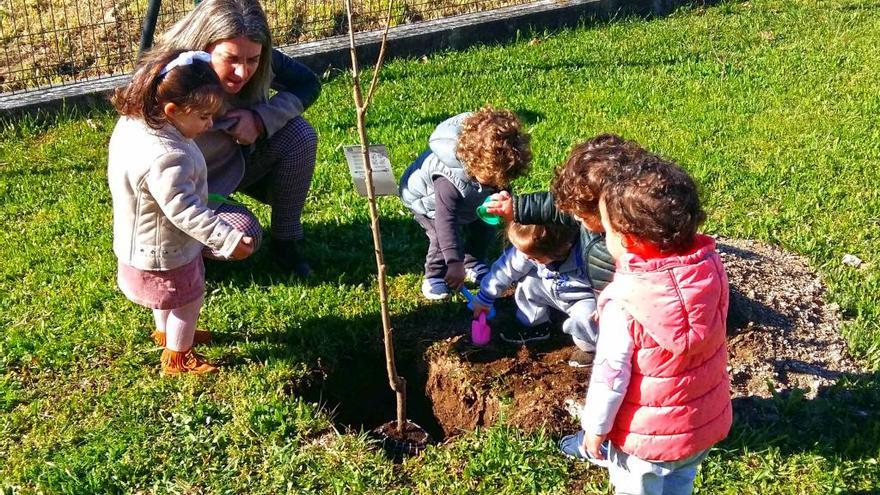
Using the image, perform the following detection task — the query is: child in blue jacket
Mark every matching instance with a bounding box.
[472,223,597,366]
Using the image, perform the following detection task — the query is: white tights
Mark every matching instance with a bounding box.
[152,296,204,352]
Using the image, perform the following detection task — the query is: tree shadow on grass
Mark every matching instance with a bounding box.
[213,290,538,369]
[214,301,479,439]
[212,285,577,432]
[204,216,427,286]
[204,215,505,288]
[727,372,880,465]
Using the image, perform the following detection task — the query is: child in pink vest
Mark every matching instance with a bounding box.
[560,151,732,495]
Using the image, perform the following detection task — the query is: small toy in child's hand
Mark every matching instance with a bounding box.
[213,117,239,131]
[476,196,502,225]
[471,312,491,346]
[207,193,245,206]
[459,287,496,320]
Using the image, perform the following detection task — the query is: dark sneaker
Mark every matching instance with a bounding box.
[273,239,312,277]
[500,323,551,345]
[568,349,595,368]
[559,431,589,460]
[421,278,450,300]
[465,263,490,284]
[559,430,609,465]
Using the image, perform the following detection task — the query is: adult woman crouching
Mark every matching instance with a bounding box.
[160,0,320,276]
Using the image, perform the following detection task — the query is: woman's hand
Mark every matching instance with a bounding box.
[224,109,264,145]
[486,191,514,222]
[583,432,607,460]
[230,236,255,260]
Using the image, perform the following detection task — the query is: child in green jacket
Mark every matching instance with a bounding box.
[486,134,643,292]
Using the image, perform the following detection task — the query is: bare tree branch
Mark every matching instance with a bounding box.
[346,0,364,107]
[365,0,395,109]
[344,0,407,435]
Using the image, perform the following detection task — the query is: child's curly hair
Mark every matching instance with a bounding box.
[456,106,531,188]
[603,154,706,254]
[506,222,578,262]
[551,133,639,223]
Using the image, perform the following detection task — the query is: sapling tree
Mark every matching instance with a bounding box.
[344,0,407,435]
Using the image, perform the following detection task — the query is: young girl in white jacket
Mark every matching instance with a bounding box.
[108,49,254,375]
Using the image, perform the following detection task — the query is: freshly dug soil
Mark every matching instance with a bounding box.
[374,419,431,442]
[371,420,431,460]
[425,332,589,437]
[423,238,865,437]
[720,238,861,397]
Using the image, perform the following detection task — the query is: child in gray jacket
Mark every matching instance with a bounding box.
[399,107,531,300]
[472,223,598,367]
[109,49,254,375]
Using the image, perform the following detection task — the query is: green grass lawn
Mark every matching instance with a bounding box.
[2,0,880,492]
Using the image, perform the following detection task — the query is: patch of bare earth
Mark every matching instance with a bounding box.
[423,238,866,436]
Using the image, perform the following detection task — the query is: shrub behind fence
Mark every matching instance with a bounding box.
[0,0,531,95]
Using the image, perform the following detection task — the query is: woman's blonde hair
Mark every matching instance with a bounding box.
[159,0,273,104]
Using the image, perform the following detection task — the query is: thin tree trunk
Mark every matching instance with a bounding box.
[345,0,406,434]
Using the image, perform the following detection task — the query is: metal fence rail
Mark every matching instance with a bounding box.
[0,0,532,95]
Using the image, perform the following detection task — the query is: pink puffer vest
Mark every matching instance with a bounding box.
[598,234,732,461]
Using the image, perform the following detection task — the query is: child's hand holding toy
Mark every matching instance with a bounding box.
[459,287,496,320]
[485,191,514,222]
[472,301,492,320]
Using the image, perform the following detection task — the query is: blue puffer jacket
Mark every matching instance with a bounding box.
[399,113,490,218]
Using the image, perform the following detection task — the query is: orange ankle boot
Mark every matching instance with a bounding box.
[160,348,218,376]
[151,329,212,347]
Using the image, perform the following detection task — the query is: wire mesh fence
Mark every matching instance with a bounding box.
[0,0,534,95]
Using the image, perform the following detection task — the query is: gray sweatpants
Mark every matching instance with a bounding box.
[514,275,598,350]
[414,213,495,279]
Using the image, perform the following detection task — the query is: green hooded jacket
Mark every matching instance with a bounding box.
[512,191,615,292]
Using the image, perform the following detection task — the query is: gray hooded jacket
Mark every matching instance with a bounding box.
[399,113,490,218]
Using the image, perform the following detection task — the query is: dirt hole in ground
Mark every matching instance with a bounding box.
[303,346,446,441]
[307,238,867,443]
[423,238,868,437]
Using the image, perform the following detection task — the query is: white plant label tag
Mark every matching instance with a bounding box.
[343,145,398,197]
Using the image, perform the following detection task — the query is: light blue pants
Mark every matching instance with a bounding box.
[513,275,598,349]
[560,432,709,495]
[603,443,709,495]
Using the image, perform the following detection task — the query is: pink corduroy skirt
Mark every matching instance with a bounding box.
[117,256,205,310]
